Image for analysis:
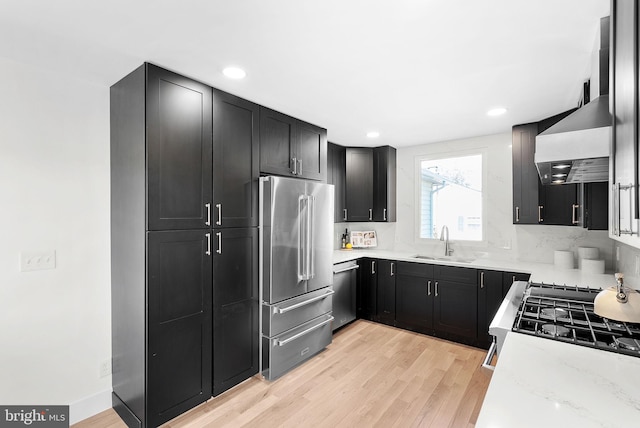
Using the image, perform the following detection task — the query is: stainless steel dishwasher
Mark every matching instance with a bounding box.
[332,260,358,331]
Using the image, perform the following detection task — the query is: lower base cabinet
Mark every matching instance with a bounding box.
[212,227,259,396]
[358,259,531,349]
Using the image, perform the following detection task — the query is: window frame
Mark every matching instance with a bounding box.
[414,148,488,246]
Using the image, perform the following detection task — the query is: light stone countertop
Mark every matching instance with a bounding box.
[333,249,616,289]
[475,332,640,428]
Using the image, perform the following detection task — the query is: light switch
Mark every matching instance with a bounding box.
[20,250,56,272]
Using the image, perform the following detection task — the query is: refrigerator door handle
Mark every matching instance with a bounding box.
[308,195,315,279]
[298,195,306,281]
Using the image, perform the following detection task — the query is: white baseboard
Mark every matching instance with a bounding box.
[69,388,112,425]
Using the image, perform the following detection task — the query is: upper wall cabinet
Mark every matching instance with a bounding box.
[373,146,397,222]
[212,89,260,228]
[146,65,213,231]
[345,147,374,221]
[344,145,397,222]
[328,142,347,222]
[259,107,327,181]
[610,0,640,243]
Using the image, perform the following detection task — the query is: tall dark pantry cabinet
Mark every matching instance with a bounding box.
[110,63,259,428]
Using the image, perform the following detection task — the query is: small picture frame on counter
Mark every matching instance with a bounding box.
[350,231,377,248]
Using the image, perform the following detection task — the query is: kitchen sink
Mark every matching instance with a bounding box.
[412,255,475,264]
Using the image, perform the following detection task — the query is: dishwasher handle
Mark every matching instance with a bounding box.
[333,264,359,274]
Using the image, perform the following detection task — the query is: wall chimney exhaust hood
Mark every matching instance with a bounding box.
[535,16,610,185]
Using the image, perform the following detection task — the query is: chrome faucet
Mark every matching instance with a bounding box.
[440,225,453,256]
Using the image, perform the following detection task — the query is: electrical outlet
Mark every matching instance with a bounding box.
[20,250,56,272]
[635,255,640,276]
[99,359,112,378]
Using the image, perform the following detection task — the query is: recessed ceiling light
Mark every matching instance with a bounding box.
[553,164,571,170]
[366,131,380,138]
[487,107,507,116]
[552,179,566,184]
[552,173,567,178]
[222,67,246,79]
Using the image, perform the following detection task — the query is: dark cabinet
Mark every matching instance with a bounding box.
[111,63,259,427]
[212,228,259,396]
[577,182,609,230]
[396,262,434,333]
[376,260,396,325]
[477,270,503,349]
[111,64,214,428]
[432,265,478,342]
[540,184,578,226]
[146,65,213,231]
[259,106,327,181]
[357,258,377,320]
[328,143,347,222]
[344,146,396,222]
[512,124,540,224]
[212,89,259,228]
[345,148,374,221]
[373,146,397,222]
[147,230,212,427]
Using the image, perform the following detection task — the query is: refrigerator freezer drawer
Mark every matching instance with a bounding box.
[262,313,333,380]
[262,287,333,338]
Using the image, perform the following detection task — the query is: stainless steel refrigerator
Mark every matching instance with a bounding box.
[260,176,334,380]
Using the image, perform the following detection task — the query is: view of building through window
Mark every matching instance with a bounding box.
[419,153,483,241]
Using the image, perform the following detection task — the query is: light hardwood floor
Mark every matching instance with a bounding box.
[74,320,492,428]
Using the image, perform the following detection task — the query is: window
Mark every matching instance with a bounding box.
[418,153,483,241]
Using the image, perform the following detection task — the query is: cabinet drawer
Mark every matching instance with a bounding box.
[434,265,477,284]
[396,261,433,277]
[262,313,333,380]
[262,287,333,337]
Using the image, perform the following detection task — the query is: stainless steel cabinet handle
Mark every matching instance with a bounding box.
[343,208,347,221]
[390,262,395,276]
[481,339,497,371]
[205,203,211,226]
[383,208,387,221]
[216,232,222,254]
[617,183,636,236]
[276,316,334,346]
[538,205,543,223]
[216,203,222,226]
[298,159,303,176]
[515,206,520,223]
[480,271,485,289]
[205,233,211,256]
[435,281,439,297]
[292,157,298,175]
[371,261,376,275]
[368,209,372,221]
[274,290,335,314]
[427,280,431,296]
[572,204,579,225]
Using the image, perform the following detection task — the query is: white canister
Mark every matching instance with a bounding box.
[554,250,575,269]
[582,259,605,274]
[578,247,599,269]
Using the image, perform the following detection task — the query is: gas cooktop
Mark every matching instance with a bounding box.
[512,282,640,358]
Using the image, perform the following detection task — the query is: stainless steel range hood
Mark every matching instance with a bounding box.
[535,16,611,185]
[535,95,610,184]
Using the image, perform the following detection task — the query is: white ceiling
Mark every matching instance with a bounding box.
[0,0,609,147]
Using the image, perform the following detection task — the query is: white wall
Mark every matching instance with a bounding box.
[337,133,614,268]
[0,58,112,423]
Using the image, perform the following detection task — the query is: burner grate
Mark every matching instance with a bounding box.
[512,282,640,357]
